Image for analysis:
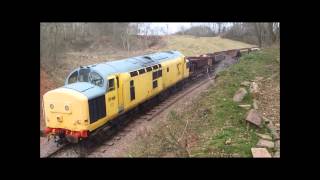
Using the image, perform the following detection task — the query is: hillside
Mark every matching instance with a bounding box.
[41,35,255,87]
[158,35,254,56]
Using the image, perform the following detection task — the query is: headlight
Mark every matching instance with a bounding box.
[65,105,69,111]
[57,116,63,122]
[50,104,54,109]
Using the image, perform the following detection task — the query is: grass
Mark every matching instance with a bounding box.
[128,46,280,157]
[158,35,255,56]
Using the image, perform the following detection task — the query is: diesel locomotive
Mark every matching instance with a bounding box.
[43,51,190,143]
[42,48,247,143]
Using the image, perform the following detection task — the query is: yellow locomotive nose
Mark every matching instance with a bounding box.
[43,88,89,132]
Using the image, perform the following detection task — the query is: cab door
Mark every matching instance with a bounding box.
[106,75,118,118]
[177,62,182,81]
[116,75,124,113]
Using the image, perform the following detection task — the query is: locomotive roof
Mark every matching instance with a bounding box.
[63,50,183,98]
[85,50,183,77]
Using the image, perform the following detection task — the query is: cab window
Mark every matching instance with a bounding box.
[108,79,115,91]
[78,68,90,82]
[89,72,104,87]
[68,71,78,84]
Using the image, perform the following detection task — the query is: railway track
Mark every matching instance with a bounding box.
[80,73,216,157]
[40,137,69,158]
[41,72,215,158]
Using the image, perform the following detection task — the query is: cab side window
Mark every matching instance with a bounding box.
[108,79,115,91]
[89,72,104,87]
[130,80,135,101]
[68,71,78,84]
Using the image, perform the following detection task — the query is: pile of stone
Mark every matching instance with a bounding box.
[233,77,280,158]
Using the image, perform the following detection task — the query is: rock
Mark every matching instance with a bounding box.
[262,116,271,124]
[233,88,248,102]
[256,139,274,149]
[246,109,262,127]
[253,99,258,109]
[275,140,280,150]
[114,136,121,140]
[255,76,264,81]
[251,148,272,158]
[106,142,114,146]
[238,104,251,110]
[163,152,176,157]
[232,153,241,157]
[240,81,251,87]
[225,138,232,145]
[267,121,280,140]
[250,82,259,94]
[255,133,272,140]
[272,132,280,140]
[275,123,280,129]
[273,151,280,158]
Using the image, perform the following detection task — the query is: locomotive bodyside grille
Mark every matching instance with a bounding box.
[88,95,106,124]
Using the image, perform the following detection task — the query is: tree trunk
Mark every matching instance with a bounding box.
[54,24,58,62]
[268,23,276,43]
[254,23,262,47]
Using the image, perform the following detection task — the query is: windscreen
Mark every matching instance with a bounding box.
[67,69,104,87]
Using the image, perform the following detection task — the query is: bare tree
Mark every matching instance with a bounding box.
[160,27,166,35]
[217,23,222,35]
[210,23,216,34]
[179,25,185,35]
[274,23,280,41]
[253,23,263,47]
[268,23,276,43]
[120,25,131,55]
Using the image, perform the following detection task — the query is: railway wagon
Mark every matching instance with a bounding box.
[186,49,242,78]
[43,51,189,142]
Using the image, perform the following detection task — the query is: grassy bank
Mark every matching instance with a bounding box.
[128,46,280,157]
[158,35,254,56]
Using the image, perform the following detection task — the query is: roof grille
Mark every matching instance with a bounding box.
[143,56,152,60]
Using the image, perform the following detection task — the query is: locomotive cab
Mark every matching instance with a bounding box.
[43,66,111,143]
